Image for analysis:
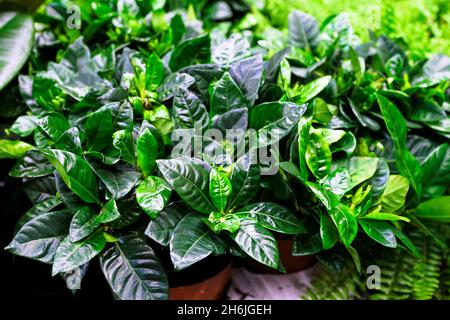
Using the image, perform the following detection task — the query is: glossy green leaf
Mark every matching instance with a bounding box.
[229,154,260,209]
[52,230,106,276]
[209,168,232,212]
[249,102,306,148]
[230,55,263,107]
[146,53,165,91]
[297,118,311,181]
[136,176,171,218]
[316,128,346,145]
[90,162,140,200]
[377,94,423,196]
[99,101,134,131]
[137,128,158,178]
[306,131,332,179]
[359,220,397,248]
[0,12,33,91]
[9,115,37,137]
[211,72,247,116]
[70,199,120,242]
[295,76,331,104]
[346,157,379,191]
[319,211,339,249]
[55,128,82,154]
[145,202,187,246]
[421,143,450,193]
[414,196,450,222]
[9,149,53,178]
[362,212,410,222]
[14,197,63,233]
[85,109,113,152]
[157,159,215,214]
[5,211,72,264]
[380,175,410,212]
[230,218,279,269]
[170,213,227,270]
[212,33,250,66]
[212,107,248,132]
[292,233,323,256]
[112,130,135,165]
[173,87,209,131]
[169,34,211,71]
[207,212,240,233]
[42,149,100,204]
[288,10,320,50]
[329,203,358,247]
[368,158,390,198]
[236,202,305,235]
[331,131,356,156]
[36,113,70,141]
[323,168,351,197]
[99,234,168,300]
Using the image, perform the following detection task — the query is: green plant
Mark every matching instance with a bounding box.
[0,0,449,301]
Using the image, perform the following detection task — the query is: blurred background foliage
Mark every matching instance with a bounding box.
[265,0,450,59]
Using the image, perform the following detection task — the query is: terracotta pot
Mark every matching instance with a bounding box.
[169,263,232,300]
[245,238,316,274]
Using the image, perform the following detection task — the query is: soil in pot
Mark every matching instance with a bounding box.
[243,235,316,274]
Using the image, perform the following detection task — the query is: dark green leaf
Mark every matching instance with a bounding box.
[329,203,358,247]
[169,34,211,71]
[157,159,215,214]
[320,211,339,249]
[14,197,62,233]
[69,199,120,242]
[230,218,279,269]
[0,12,33,91]
[112,130,135,165]
[421,143,450,193]
[170,213,227,270]
[230,55,263,107]
[288,11,320,50]
[210,72,247,116]
[99,234,168,300]
[145,202,187,246]
[10,149,53,178]
[173,88,209,131]
[36,113,70,141]
[85,109,113,151]
[236,202,305,235]
[5,211,72,264]
[368,158,390,198]
[229,154,260,209]
[249,102,306,147]
[42,149,100,204]
[292,233,323,256]
[359,220,397,248]
[52,230,106,275]
[136,176,172,218]
[377,94,423,196]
